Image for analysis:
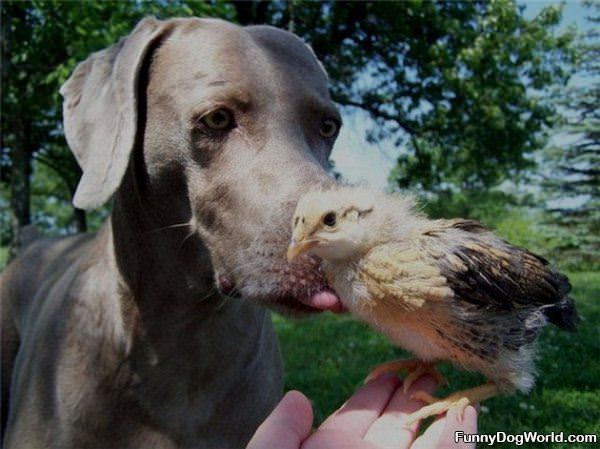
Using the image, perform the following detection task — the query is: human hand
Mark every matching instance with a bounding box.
[246,374,477,449]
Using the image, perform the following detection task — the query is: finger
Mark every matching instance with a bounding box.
[410,404,478,449]
[318,373,401,438]
[246,390,313,449]
[436,405,478,449]
[410,415,446,449]
[363,374,437,449]
[303,429,381,449]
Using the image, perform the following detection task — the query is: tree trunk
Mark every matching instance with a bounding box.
[9,126,32,260]
[232,1,254,25]
[255,0,268,24]
[287,0,295,33]
[232,1,267,25]
[74,207,87,233]
[71,165,86,232]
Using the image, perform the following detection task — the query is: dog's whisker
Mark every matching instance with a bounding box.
[197,286,219,303]
[228,260,273,275]
[144,222,191,235]
[178,228,198,250]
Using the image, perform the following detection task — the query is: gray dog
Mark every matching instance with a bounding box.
[1,17,343,448]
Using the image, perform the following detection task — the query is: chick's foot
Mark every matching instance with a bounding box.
[364,358,447,392]
[406,382,499,425]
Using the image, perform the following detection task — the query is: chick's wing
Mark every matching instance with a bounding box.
[358,241,454,311]
[424,219,572,312]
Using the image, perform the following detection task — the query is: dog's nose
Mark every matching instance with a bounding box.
[217,274,240,298]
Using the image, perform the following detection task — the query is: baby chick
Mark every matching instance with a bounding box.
[287,186,578,423]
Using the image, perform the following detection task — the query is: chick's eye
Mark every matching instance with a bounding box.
[322,212,337,227]
[200,108,235,131]
[319,119,339,138]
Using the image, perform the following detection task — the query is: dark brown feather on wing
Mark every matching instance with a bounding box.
[434,220,578,331]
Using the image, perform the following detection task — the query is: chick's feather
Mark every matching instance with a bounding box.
[293,186,579,394]
[352,217,577,391]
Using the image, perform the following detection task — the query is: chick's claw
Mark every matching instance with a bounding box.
[364,358,447,393]
[402,362,448,393]
[405,393,469,425]
[406,382,499,425]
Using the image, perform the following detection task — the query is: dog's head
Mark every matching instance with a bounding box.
[61,17,343,314]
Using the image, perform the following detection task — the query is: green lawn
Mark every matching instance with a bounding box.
[0,246,8,270]
[273,272,600,448]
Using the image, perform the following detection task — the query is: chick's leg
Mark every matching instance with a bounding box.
[406,382,499,425]
[365,359,447,392]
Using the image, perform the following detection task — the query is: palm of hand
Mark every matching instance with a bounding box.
[247,374,477,449]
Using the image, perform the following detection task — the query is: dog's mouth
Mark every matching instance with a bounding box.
[216,251,344,314]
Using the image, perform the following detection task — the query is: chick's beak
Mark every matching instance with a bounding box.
[287,237,319,263]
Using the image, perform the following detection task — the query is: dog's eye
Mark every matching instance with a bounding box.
[322,211,337,227]
[319,119,339,138]
[200,108,235,131]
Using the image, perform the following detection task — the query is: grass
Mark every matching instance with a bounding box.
[0,246,8,270]
[273,271,600,448]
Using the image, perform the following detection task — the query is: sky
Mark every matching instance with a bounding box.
[329,1,594,190]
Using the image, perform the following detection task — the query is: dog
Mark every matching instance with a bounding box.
[1,17,343,448]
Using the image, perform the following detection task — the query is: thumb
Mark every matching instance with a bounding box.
[247,390,314,449]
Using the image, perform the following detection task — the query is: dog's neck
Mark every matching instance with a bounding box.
[108,185,226,330]
[105,167,256,347]
[87,206,277,433]
[92,183,276,422]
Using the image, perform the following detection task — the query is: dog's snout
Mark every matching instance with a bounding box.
[217,274,240,298]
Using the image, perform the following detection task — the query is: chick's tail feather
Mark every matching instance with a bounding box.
[543,296,579,332]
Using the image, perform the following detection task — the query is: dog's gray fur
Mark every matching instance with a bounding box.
[1,17,338,448]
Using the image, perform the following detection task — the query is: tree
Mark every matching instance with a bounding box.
[0,1,233,256]
[540,2,599,269]
[233,1,575,213]
[1,0,577,256]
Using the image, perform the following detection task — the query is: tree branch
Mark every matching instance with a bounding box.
[332,95,418,135]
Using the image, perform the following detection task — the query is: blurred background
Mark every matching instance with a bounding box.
[1,0,598,270]
[1,1,598,444]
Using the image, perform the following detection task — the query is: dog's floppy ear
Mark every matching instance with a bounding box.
[60,17,173,210]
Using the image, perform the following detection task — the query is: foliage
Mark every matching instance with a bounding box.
[258,0,576,198]
[29,159,109,235]
[421,188,533,220]
[539,2,599,271]
[274,0,580,221]
[274,271,600,447]
[390,0,574,195]
[0,1,586,266]
[0,0,234,247]
[492,210,546,253]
